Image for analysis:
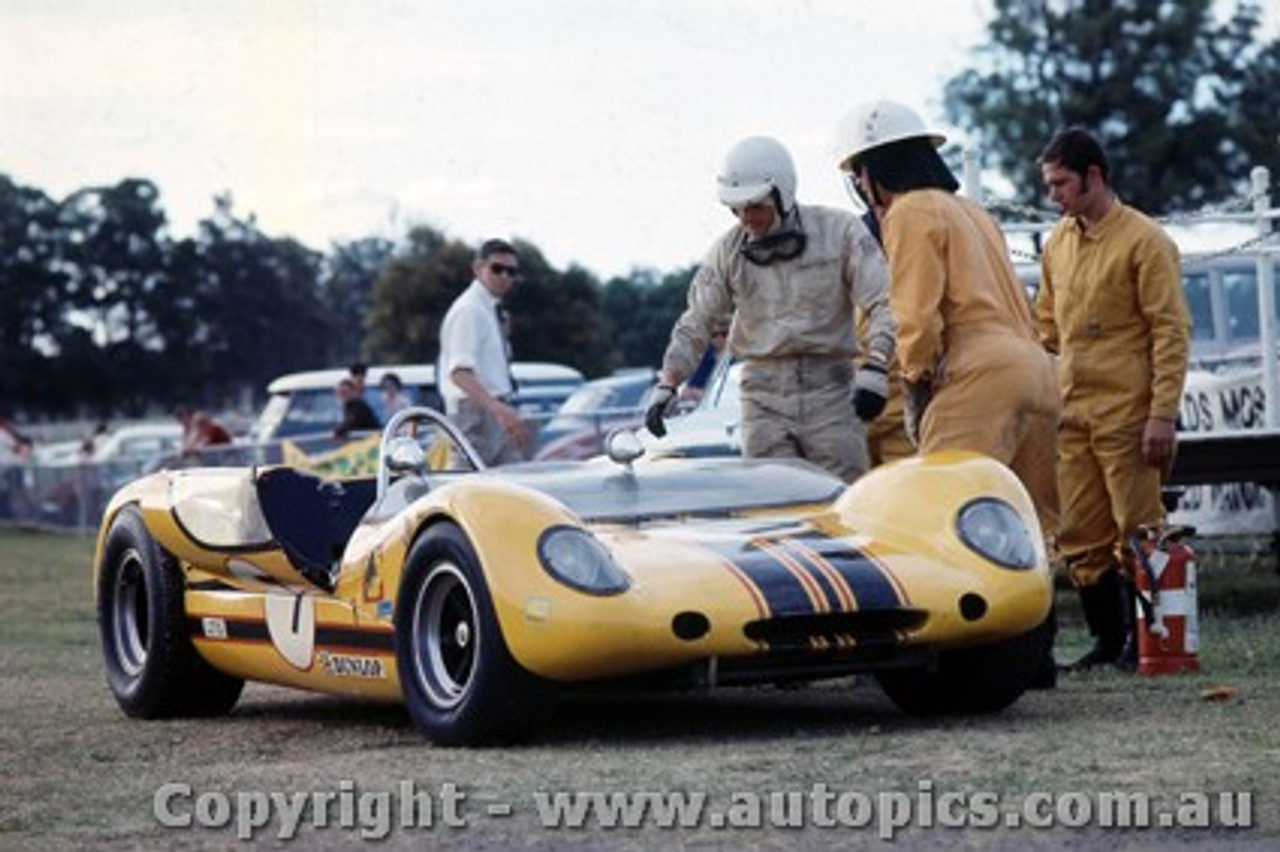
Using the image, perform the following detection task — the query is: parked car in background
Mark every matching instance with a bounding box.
[33,422,183,473]
[33,422,183,527]
[93,423,184,467]
[1168,254,1280,537]
[249,362,584,444]
[33,438,84,468]
[533,369,656,460]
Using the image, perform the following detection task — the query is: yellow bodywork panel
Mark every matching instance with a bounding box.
[186,582,401,702]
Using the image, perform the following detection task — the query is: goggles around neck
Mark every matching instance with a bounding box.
[739,210,806,266]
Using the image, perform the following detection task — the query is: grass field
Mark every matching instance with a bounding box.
[2,525,1277,850]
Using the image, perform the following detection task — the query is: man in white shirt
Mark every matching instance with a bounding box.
[438,238,529,465]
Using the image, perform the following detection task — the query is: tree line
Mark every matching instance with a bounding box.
[4,0,1277,421]
[0,175,694,420]
[946,0,1280,217]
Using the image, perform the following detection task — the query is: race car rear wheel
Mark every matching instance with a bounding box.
[97,507,244,718]
[875,619,1051,715]
[396,522,551,745]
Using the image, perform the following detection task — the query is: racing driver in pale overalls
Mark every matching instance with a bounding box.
[646,135,897,483]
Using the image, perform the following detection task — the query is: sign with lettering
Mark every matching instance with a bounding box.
[1173,368,1275,535]
[1179,369,1268,434]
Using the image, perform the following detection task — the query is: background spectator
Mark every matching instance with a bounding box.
[334,378,380,439]
[380,372,411,418]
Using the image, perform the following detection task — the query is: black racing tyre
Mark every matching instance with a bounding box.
[395,523,551,745]
[876,619,1051,716]
[97,507,244,718]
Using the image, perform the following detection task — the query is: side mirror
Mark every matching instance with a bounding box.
[385,435,427,476]
[604,428,645,466]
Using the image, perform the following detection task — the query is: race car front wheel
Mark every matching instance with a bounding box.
[875,619,1051,716]
[97,507,244,718]
[396,522,551,745]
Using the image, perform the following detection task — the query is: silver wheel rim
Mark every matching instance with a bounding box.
[411,562,479,709]
[112,549,149,676]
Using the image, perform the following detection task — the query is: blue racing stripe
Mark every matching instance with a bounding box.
[804,564,845,612]
[792,534,902,609]
[773,543,845,611]
[704,541,816,616]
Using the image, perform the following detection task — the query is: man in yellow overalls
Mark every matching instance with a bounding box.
[1037,127,1191,672]
[835,100,1062,686]
[834,101,1061,535]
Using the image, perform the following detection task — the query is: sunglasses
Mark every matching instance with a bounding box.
[488,263,520,277]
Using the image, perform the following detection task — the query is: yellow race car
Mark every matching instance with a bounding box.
[95,407,1052,746]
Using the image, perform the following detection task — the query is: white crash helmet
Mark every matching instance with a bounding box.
[716,135,797,213]
[834,100,947,173]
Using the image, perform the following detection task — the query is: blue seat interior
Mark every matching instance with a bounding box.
[255,468,377,588]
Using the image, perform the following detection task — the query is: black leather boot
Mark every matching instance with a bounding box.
[1028,603,1058,689]
[1062,569,1128,672]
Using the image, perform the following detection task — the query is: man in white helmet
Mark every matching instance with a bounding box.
[835,100,1060,684]
[645,135,896,482]
[834,100,1059,528]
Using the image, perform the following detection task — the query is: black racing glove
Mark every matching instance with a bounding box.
[644,384,679,438]
[852,362,889,421]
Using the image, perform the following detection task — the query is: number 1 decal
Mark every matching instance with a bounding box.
[264,593,315,670]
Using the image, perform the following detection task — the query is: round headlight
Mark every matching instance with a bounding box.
[538,526,630,595]
[956,498,1037,570]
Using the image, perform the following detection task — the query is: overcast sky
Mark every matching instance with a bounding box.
[4,0,1033,278]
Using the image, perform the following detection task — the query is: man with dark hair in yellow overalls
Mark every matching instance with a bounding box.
[1037,127,1191,672]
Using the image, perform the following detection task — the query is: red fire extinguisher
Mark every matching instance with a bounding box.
[1128,526,1200,676]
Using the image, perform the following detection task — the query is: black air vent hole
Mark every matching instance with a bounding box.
[672,611,710,641]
